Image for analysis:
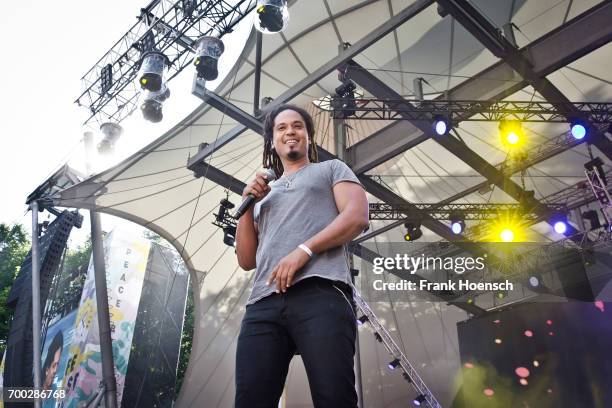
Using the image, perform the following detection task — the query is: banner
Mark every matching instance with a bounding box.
[60,229,150,407]
[40,310,77,408]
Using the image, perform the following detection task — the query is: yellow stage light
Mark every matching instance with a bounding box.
[499,120,524,149]
[500,228,515,242]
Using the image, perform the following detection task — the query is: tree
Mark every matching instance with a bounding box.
[0,223,30,355]
[45,238,92,322]
[174,286,194,397]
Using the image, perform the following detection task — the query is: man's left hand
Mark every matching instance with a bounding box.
[267,248,311,293]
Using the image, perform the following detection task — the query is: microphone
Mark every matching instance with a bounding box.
[233,169,276,219]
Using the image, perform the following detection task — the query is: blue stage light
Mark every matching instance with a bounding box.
[570,121,586,140]
[413,394,426,406]
[433,116,450,135]
[451,221,464,235]
[388,358,400,371]
[553,220,567,234]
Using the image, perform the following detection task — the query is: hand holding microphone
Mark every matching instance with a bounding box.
[234,169,276,219]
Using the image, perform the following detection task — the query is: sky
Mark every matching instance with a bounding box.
[0,0,251,244]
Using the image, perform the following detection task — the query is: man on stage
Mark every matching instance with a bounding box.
[235,104,369,408]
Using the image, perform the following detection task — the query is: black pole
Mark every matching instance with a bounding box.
[253,30,263,116]
[84,132,118,408]
[30,201,42,408]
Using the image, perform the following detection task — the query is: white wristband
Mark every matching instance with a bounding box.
[298,244,313,258]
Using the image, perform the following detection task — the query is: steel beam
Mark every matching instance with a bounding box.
[345,1,612,173]
[186,0,435,169]
[189,89,464,241]
[437,0,612,161]
[345,61,580,236]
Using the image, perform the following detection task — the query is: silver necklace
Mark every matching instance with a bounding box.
[281,163,310,189]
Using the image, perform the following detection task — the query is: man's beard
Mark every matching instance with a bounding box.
[287,150,302,160]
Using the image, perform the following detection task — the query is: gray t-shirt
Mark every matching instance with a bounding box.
[248,159,363,304]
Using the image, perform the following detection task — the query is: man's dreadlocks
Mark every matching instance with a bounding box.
[263,104,318,179]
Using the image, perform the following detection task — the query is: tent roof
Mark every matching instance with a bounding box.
[52,1,612,406]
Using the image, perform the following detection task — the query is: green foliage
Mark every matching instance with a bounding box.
[0,223,30,356]
[63,239,92,276]
[174,285,194,397]
[46,238,91,321]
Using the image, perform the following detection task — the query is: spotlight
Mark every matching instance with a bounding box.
[584,157,607,186]
[413,394,426,406]
[215,198,235,223]
[141,85,170,123]
[97,122,123,155]
[374,332,383,343]
[388,358,400,371]
[570,120,587,140]
[333,79,357,118]
[528,276,539,287]
[499,120,524,149]
[404,221,423,242]
[357,315,369,326]
[223,225,236,247]
[194,36,225,81]
[582,210,601,230]
[553,220,567,234]
[138,51,169,92]
[335,79,357,97]
[449,211,465,235]
[254,0,289,34]
[500,228,515,242]
[433,115,450,136]
[402,372,412,383]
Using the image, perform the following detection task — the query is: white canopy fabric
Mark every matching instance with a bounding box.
[53,0,611,406]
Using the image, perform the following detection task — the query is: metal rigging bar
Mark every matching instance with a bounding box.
[352,286,442,408]
[76,0,257,126]
[325,98,612,123]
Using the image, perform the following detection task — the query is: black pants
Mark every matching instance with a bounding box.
[235,277,358,408]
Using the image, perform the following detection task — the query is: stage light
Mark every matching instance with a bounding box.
[402,372,412,383]
[404,221,423,241]
[223,225,236,247]
[499,120,524,149]
[433,115,450,136]
[194,36,225,80]
[570,120,587,140]
[388,358,400,371]
[553,220,567,234]
[97,122,123,155]
[141,85,170,123]
[584,157,608,186]
[490,214,525,242]
[215,198,235,223]
[357,315,369,326]
[374,332,383,343]
[413,394,426,406]
[333,79,357,118]
[138,51,169,92]
[254,0,289,34]
[449,211,465,235]
[582,210,601,230]
[528,276,539,287]
[500,228,515,242]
